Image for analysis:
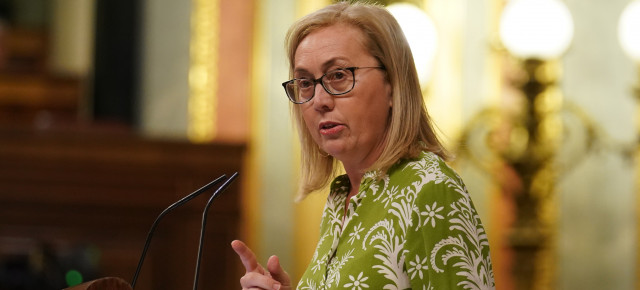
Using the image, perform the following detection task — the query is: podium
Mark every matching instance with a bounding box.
[64,277,132,290]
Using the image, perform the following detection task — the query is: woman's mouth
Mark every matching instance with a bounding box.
[319,121,344,135]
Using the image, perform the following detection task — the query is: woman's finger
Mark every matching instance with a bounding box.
[231,240,262,273]
[267,255,291,288]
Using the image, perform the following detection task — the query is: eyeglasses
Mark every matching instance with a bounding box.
[282,66,385,104]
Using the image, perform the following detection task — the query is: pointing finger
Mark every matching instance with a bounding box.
[231,240,263,274]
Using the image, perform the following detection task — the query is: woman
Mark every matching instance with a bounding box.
[232,2,495,289]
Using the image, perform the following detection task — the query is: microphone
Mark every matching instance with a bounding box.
[131,175,228,288]
[192,172,239,290]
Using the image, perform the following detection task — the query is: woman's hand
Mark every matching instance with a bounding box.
[231,240,292,290]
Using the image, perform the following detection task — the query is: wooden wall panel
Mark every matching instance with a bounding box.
[0,128,245,289]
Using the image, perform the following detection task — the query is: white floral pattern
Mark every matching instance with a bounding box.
[408,255,428,280]
[347,223,364,244]
[344,272,370,290]
[297,152,495,289]
[421,201,445,228]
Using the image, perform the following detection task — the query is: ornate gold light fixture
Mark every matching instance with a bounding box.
[457,0,576,289]
[498,1,573,289]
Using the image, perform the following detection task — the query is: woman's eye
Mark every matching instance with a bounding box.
[328,70,347,81]
[297,79,313,89]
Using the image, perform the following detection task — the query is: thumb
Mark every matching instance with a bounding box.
[267,255,291,287]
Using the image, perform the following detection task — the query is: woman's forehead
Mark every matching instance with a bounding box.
[293,24,371,69]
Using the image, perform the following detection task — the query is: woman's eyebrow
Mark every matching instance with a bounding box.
[320,57,348,70]
[293,67,312,77]
[293,57,349,76]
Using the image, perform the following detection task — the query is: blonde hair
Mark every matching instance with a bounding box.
[286,2,448,199]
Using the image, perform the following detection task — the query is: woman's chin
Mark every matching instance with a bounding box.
[321,146,345,159]
[319,139,356,160]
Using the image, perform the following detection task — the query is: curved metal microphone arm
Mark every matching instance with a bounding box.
[130,174,227,288]
[193,172,239,290]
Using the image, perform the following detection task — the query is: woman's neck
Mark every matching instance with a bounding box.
[342,162,365,193]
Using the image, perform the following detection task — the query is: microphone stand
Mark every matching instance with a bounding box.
[192,172,239,290]
[130,175,227,288]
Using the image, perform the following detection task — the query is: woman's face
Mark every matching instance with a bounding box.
[294,23,392,169]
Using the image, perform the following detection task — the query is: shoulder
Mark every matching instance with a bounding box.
[392,151,465,187]
[385,151,470,205]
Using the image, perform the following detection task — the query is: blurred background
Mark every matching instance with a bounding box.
[0,0,637,289]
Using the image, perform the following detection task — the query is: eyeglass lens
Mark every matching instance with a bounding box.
[285,68,355,103]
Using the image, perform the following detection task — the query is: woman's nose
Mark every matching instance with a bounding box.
[312,83,334,111]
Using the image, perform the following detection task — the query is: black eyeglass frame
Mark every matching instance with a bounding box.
[282,66,385,104]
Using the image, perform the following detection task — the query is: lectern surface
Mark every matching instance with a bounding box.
[64,277,133,290]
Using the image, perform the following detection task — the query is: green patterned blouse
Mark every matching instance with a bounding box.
[297,151,495,290]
